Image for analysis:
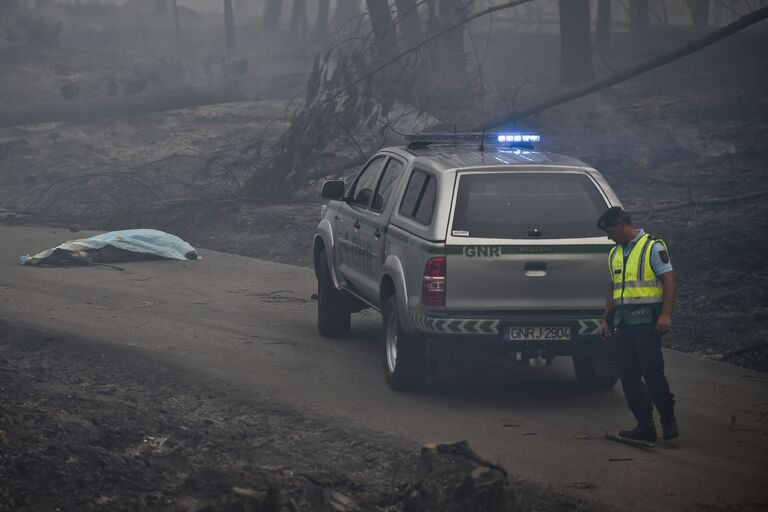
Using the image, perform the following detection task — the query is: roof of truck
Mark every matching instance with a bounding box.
[386,145,590,172]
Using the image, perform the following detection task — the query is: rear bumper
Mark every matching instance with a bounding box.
[426,335,613,359]
[410,311,610,357]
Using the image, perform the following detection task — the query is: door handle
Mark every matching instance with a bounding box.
[524,261,547,277]
[374,228,381,239]
[353,219,361,229]
[334,215,340,221]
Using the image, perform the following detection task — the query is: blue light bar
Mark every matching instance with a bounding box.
[403,132,541,148]
[496,134,541,143]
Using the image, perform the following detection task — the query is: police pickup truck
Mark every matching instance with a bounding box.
[313,133,620,391]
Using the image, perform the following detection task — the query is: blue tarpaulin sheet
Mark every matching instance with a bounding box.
[20,229,199,265]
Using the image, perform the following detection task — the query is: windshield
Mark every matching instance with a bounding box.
[451,172,608,239]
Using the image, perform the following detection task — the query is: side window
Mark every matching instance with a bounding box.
[371,159,404,213]
[398,170,437,225]
[399,171,427,217]
[414,176,436,224]
[349,157,387,208]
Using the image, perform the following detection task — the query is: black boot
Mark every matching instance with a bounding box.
[660,414,679,440]
[619,421,657,443]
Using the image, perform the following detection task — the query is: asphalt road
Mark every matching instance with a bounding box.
[1,225,766,512]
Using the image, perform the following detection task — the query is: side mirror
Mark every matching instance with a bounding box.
[321,180,345,201]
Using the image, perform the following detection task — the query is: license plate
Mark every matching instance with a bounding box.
[504,326,571,341]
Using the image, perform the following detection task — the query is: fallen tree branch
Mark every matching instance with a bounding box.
[470,6,768,130]
[634,189,768,215]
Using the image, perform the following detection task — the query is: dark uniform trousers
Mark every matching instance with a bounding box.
[614,323,675,422]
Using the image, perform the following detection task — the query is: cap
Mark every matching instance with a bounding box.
[597,206,629,230]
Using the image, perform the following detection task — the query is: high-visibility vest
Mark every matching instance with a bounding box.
[609,233,666,308]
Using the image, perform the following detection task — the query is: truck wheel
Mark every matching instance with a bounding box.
[382,296,427,391]
[317,250,351,338]
[573,354,619,390]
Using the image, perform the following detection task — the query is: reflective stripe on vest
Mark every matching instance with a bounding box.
[610,233,666,306]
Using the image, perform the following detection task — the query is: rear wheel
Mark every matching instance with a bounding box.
[383,296,427,391]
[573,353,618,390]
[317,250,351,338]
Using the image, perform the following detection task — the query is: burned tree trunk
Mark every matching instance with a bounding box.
[692,0,710,28]
[366,0,398,58]
[558,0,593,85]
[262,0,283,33]
[315,0,330,39]
[289,0,309,38]
[630,0,648,32]
[596,0,611,51]
[224,0,236,51]
[438,0,467,73]
[172,0,180,37]
[394,0,423,48]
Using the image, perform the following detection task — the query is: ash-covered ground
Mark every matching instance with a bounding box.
[0,323,597,512]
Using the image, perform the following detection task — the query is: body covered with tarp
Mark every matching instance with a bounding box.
[20,229,199,266]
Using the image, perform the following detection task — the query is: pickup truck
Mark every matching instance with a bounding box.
[313,133,620,391]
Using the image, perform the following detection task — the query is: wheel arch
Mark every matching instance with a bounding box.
[313,220,336,286]
[381,255,415,334]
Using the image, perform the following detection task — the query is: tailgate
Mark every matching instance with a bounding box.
[445,169,614,312]
[445,243,611,311]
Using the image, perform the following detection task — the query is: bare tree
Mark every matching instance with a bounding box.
[559,0,594,84]
[596,0,611,50]
[366,0,399,58]
[691,0,710,28]
[224,0,236,51]
[289,0,309,38]
[437,0,467,73]
[630,0,649,31]
[316,0,331,38]
[394,0,423,47]
[262,0,283,33]
[172,0,180,38]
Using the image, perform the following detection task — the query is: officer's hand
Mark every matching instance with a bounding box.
[598,320,611,341]
[655,313,672,335]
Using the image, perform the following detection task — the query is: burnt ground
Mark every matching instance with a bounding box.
[0,323,597,512]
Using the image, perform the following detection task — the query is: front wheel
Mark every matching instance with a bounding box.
[382,296,427,391]
[317,250,351,338]
[573,353,619,390]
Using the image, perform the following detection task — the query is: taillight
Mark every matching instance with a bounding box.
[422,257,446,306]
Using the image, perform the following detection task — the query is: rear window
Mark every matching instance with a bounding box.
[451,172,608,239]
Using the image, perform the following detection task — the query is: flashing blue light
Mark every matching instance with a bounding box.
[496,134,541,143]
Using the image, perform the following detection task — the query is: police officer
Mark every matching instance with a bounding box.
[597,207,679,442]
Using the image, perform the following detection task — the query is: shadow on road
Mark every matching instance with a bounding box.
[339,316,622,408]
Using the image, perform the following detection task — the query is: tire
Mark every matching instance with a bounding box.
[317,250,351,338]
[382,296,427,391]
[573,353,619,390]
